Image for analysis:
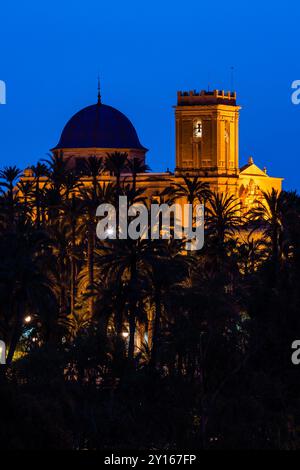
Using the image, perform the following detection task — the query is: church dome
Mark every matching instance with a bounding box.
[54,102,146,151]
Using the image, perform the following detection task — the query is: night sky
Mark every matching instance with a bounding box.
[1,0,300,189]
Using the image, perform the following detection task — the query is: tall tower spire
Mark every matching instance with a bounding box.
[97,75,101,104]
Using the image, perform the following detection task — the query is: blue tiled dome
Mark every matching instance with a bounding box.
[54,102,146,150]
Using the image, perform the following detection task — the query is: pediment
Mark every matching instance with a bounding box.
[239,163,267,177]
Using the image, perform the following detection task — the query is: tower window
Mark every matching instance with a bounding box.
[193,119,203,138]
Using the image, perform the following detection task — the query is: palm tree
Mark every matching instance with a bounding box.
[163,175,211,205]
[85,185,147,360]
[80,182,117,316]
[61,194,85,317]
[0,219,55,365]
[39,154,73,224]
[105,152,128,193]
[42,186,63,222]
[17,179,34,213]
[206,192,241,245]
[96,238,148,362]
[42,153,71,193]
[247,189,286,268]
[142,239,189,368]
[126,157,151,192]
[84,155,103,192]
[62,171,81,200]
[30,162,48,227]
[204,192,241,293]
[237,234,268,275]
[0,165,22,228]
[0,165,22,194]
[48,218,71,324]
[15,181,33,224]
[280,190,300,265]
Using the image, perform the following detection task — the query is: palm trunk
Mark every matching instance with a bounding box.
[147,308,154,350]
[150,284,162,368]
[116,173,121,193]
[35,180,41,228]
[132,173,137,193]
[8,182,14,229]
[59,252,67,321]
[128,307,136,362]
[128,259,137,362]
[87,219,95,316]
[70,223,76,316]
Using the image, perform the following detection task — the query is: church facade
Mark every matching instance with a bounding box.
[22,88,283,208]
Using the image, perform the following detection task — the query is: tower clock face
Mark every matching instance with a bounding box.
[193,120,202,138]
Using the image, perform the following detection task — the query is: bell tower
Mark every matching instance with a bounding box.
[175,90,240,176]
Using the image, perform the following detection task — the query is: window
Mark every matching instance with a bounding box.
[193,119,203,138]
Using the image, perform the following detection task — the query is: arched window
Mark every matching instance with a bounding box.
[193,119,203,138]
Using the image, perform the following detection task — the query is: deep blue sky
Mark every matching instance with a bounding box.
[1,0,300,190]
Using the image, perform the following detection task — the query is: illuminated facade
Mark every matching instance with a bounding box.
[19,89,284,353]
[22,88,283,207]
[173,89,282,209]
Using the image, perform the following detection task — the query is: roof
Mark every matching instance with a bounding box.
[239,162,268,177]
[53,102,146,151]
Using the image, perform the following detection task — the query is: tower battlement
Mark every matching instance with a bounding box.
[177,89,237,106]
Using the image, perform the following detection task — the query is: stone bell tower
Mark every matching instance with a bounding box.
[175,89,240,176]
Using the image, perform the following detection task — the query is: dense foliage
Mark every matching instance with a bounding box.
[0,154,300,450]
